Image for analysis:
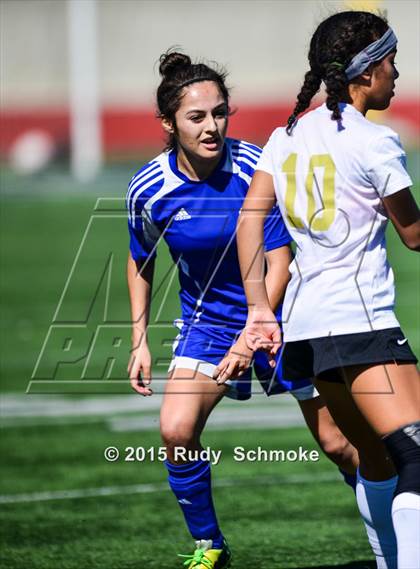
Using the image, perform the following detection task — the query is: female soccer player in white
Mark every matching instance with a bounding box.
[126,51,360,569]
[236,11,420,569]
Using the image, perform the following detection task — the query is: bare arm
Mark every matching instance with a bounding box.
[237,171,275,310]
[383,188,420,251]
[127,252,155,395]
[265,245,292,311]
[236,170,282,356]
[214,244,291,383]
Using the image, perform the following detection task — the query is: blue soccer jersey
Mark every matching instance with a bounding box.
[126,138,291,328]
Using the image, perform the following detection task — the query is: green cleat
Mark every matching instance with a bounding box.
[178,539,231,569]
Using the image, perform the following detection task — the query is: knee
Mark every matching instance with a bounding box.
[160,418,197,452]
[383,421,420,496]
[318,428,355,466]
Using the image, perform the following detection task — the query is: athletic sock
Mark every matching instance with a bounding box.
[382,421,420,567]
[165,459,224,548]
[339,468,357,492]
[392,492,420,569]
[356,470,398,569]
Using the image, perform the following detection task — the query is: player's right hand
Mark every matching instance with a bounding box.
[127,341,153,396]
[245,306,281,366]
[213,331,253,384]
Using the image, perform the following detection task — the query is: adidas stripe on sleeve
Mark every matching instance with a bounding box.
[126,161,165,262]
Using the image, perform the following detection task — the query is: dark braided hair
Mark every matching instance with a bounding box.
[286,11,389,134]
[157,49,230,150]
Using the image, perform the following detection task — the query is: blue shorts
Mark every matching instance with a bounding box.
[169,321,317,401]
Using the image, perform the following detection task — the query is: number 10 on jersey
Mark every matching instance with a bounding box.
[282,153,336,231]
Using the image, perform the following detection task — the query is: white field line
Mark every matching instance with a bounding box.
[0,394,164,417]
[108,408,305,432]
[0,393,297,417]
[0,472,340,505]
[0,393,302,430]
[0,412,304,431]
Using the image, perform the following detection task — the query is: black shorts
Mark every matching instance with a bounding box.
[281,327,418,383]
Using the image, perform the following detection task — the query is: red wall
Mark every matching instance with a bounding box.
[1,100,419,157]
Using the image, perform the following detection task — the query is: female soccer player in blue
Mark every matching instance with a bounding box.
[126,51,359,569]
[237,11,420,569]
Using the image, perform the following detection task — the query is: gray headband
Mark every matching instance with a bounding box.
[345,28,398,80]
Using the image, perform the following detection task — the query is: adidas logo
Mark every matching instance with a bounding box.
[178,498,192,505]
[174,208,191,221]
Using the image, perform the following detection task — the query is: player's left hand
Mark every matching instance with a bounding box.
[245,306,282,366]
[213,332,253,384]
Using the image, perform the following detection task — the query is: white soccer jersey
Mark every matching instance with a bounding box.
[257,103,413,341]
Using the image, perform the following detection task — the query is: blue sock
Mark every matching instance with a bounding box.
[165,459,224,548]
[339,468,357,492]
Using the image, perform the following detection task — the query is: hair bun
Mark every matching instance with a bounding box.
[159,51,191,78]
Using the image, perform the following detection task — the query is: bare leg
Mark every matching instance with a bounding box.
[312,378,395,480]
[160,368,229,551]
[342,363,420,569]
[342,363,420,436]
[311,377,398,567]
[160,368,228,462]
[316,365,420,569]
[298,395,358,475]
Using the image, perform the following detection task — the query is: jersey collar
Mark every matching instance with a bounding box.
[168,144,228,184]
[320,102,364,118]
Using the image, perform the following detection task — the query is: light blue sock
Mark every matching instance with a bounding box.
[356,469,398,569]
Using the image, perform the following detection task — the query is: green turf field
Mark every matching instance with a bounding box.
[0,162,419,568]
[1,424,375,569]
